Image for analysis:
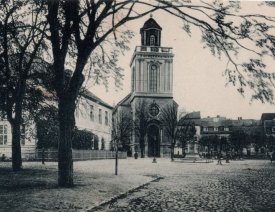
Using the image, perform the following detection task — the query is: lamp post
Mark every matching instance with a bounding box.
[152,135,157,163]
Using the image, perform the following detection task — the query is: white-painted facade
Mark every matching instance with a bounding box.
[0,91,113,158]
[75,90,113,150]
[0,119,36,158]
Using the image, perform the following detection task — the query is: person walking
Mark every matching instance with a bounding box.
[217,152,222,165]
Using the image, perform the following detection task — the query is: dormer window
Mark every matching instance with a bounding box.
[150,35,155,46]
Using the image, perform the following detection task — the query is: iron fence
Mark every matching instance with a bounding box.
[22,149,127,161]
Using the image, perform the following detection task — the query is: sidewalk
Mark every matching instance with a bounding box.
[0,159,155,211]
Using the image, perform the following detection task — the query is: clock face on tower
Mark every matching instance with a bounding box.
[149,103,160,117]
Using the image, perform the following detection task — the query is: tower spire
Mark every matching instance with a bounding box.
[140,16,162,46]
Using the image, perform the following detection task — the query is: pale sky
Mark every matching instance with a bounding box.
[90,1,275,120]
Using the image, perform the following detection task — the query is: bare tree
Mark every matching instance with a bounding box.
[0,1,48,171]
[177,115,196,156]
[159,101,180,161]
[43,1,275,186]
[112,110,133,175]
[134,100,150,158]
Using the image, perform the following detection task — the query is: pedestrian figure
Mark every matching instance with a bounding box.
[217,152,222,165]
[225,153,230,163]
[270,151,275,164]
[42,147,45,165]
[1,154,6,161]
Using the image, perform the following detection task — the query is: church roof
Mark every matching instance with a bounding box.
[112,93,131,113]
[141,17,162,31]
[80,89,113,110]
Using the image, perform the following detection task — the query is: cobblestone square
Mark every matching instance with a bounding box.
[92,159,275,212]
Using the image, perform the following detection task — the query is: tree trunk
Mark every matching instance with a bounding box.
[115,149,118,175]
[11,121,22,171]
[171,139,175,161]
[182,142,186,158]
[58,100,75,187]
[140,137,145,158]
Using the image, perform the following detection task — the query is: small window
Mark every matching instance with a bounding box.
[208,127,214,132]
[203,127,208,132]
[0,124,8,145]
[105,111,108,126]
[75,107,79,118]
[21,125,25,146]
[90,105,94,121]
[219,126,224,131]
[150,35,155,46]
[99,109,102,124]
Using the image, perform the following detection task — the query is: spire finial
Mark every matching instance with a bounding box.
[150,13,153,18]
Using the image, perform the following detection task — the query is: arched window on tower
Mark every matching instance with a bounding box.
[132,66,135,91]
[149,65,158,93]
[150,35,155,46]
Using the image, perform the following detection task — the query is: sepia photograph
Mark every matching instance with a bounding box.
[0,0,275,211]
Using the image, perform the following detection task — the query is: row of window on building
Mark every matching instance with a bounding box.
[0,124,26,146]
[76,105,109,126]
[0,124,7,145]
[202,126,231,132]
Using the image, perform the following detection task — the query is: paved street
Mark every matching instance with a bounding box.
[93,159,275,212]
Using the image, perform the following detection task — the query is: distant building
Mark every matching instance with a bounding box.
[261,113,275,151]
[198,115,261,155]
[177,111,201,155]
[261,113,275,136]
[200,115,232,139]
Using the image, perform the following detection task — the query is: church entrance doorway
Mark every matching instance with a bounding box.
[147,125,160,157]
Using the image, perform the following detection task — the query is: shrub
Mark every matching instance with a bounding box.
[36,106,97,150]
[72,128,94,149]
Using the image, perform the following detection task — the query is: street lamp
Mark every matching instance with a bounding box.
[152,135,157,163]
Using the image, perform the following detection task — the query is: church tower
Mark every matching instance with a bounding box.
[129,16,175,157]
[130,16,173,99]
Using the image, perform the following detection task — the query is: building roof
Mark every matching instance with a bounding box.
[186,111,201,119]
[231,119,260,127]
[79,89,113,110]
[261,113,275,121]
[112,93,131,113]
[200,119,232,127]
[140,17,162,31]
[178,111,201,126]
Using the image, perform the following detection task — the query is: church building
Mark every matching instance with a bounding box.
[114,16,176,157]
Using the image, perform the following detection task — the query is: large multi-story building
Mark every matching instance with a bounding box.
[114,16,175,157]
[261,113,275,151]
[0,118,36,159]
[0,90,113,158]
[75,90,113,150]
[261,113,275,136]
[198,115,261,155]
